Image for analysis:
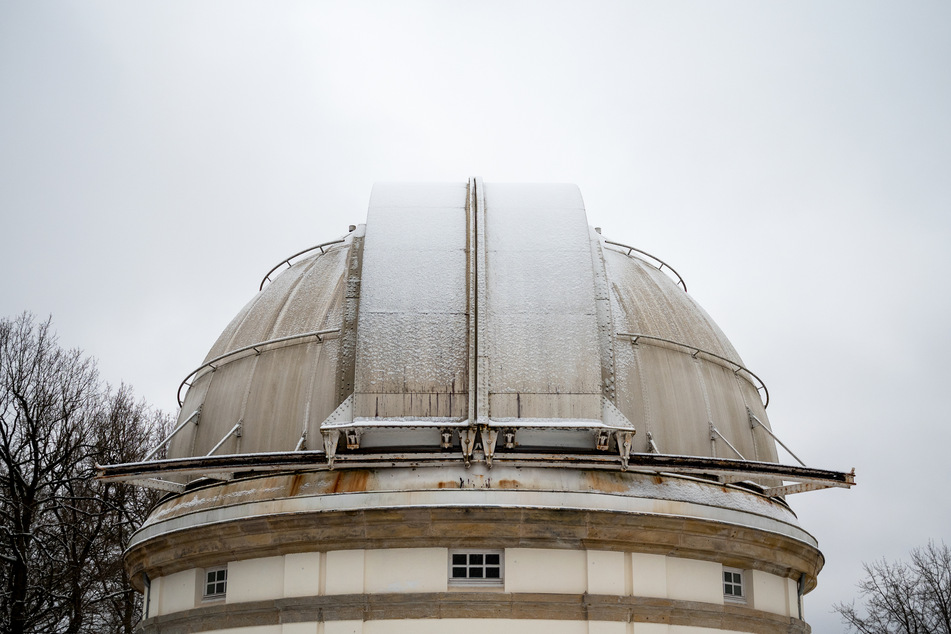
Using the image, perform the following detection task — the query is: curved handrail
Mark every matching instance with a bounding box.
[603,240,687,292]
[177,328,340,406]
[259,239,347,291]
[617,332,769,408]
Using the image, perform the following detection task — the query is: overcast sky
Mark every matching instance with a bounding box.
[1,2,949,631]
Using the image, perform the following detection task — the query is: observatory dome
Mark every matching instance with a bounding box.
[115,180,853,634]
[170,181,776,464]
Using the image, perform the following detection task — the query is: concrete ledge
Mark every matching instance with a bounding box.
[137,593,810,634]
[127,506,822,593]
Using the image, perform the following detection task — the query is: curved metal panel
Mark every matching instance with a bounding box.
[483,183,602,421]
[353,183,469,419]
[170,240,351,458]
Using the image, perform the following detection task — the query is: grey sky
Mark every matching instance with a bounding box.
[1,2,949,630]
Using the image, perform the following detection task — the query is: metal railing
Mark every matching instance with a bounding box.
[259,239,347,291]
[618,332,769,408]
[176,329,340,406]
[603,240,687,292]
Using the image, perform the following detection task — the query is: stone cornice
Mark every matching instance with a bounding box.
[126,505,822,593]
[138,592,810,634]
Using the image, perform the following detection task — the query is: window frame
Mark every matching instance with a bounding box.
[448,550,504,586]
[203,565,228,600]
[723,567,746,603]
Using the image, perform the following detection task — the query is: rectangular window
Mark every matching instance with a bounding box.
[450,551,503,583]
[204,566,228,599]
[723,568,744,601]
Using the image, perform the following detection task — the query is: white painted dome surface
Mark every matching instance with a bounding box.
[170,181,775,465]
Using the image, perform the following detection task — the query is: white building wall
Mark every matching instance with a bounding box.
[227,556,284,603]
[786,577,800,618]
[586,550,626,595]
[285,552,322,598]
[283,624,318,634]
[666,558,723,605]
[631,553,667,598]
[145,548,801,629]
[587,622,627,634]
[362,619,590,634]
[504,548,587,593]
[198,622,795,634]
[750,569,786,616]
[158,568,199,615]
[324,622,364,634]
[145,576,160,619]
[364,548,447,593]
[325,550,365,595]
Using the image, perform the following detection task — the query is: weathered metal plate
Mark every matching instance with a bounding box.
[483,183,602,422]
[354,183,469,419]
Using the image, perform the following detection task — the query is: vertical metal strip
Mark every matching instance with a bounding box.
[336,228,365,406]
[474,177,489,423]
[589,228,618,403]
[467,179,477,424]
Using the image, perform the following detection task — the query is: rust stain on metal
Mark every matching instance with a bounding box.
[288,473,305,497]
[496,479,520,489]
[583,471,628,493]
[331,470,369,493]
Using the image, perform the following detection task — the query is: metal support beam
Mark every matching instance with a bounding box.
[144,407,201,461]
[710,423,746,460]
[749,409,806,467]
[97,450,856,495]
[136,478,185,493]
[206,422,242,457]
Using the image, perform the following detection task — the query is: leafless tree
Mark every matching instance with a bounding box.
[0,314,167,633]
[836,541,951,634]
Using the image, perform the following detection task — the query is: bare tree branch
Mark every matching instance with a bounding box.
[836,542,951,634]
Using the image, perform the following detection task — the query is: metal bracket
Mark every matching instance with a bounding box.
[601,396,636,431]
[322,430,340,469]
[345,429,360,450]
[502,428,516,449]
[439,428,453,449]
[459,428,477,467]
[615,432,633,470]
[480,428,498,467]
[646,431,660,454]
[320,394,354,429]
[595,429,611,451]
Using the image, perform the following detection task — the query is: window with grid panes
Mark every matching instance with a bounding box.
[204,566,227,599]
[450,551,502,583]
[723,568,744,601]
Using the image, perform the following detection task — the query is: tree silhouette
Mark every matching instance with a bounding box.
[0,314,167,633]
[836,541,951,634]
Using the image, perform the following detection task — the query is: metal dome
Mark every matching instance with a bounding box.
[165,180,777,468]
